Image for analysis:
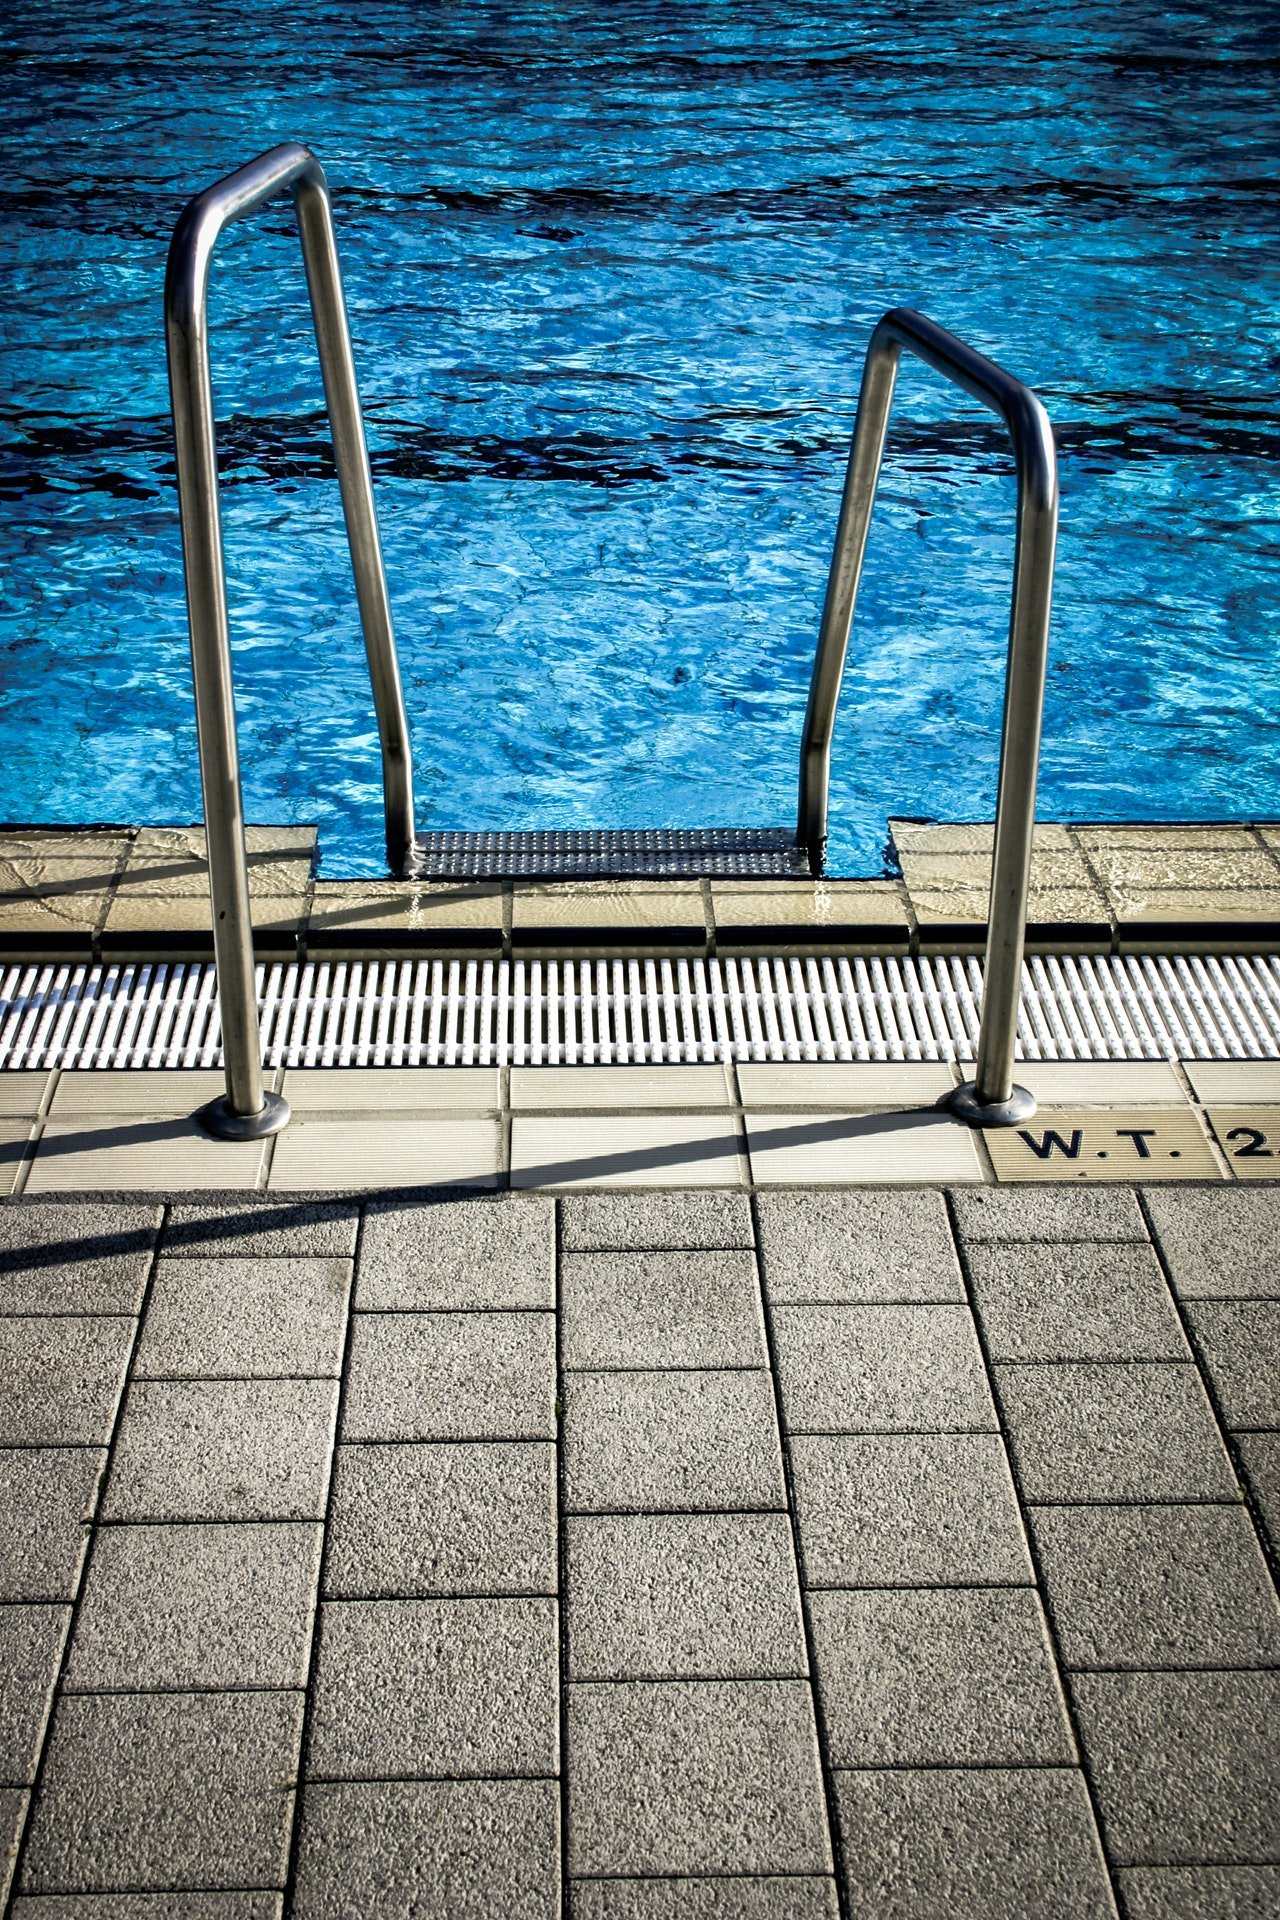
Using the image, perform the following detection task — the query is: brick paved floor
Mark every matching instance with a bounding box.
[0,1186,1277,1917]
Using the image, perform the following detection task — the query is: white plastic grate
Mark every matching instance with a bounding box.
[2,954,1280,1071]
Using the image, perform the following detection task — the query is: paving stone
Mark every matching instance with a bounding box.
[342,1312,555,1441]
[1032,1503,1280,1669]
[564,1370,785,1513]
[0,1318,134,1445]
[64,1522,321,1691]
[12,1898,282,1918]
[567,1513,806,1680]
[789,1432,1031,1586]
[560,1191,754,1251]
[833,1766,1112,1920]
[967,1241,1187,1361]
[135,1258,351,1379]
[291,1778,558,1920]
[770,1304,994,1433]
[809,1587,1074,1767]
[0,1449,103,1600]
[1236,1430,1280,1543]
[0,1204,160,1314]
[20,1688,303,1892]
[1117,1865,1280,1919]
[0,1606,69,1785]
[102,1378,338,1521]
[1144,1188,1280,1299]
[952,1185,1148,1242]
[164,1200,357,1259]
[308,1597,558,1779]
[1183,1300,1280,1427]
[570,1879,839,1919]
[1072,1669,1280,1864]
[357,1196,554,1309]
[755,1189,963,1303]
[994,1362,1238,1501]
[325,1442,557,1596]
[563,1249,765,1370]
[2,1788,27,1910]
[567,1679,831,1876]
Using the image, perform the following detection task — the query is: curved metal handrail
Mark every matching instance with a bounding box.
[797,307,1059,1123]
[165,142,416,1135]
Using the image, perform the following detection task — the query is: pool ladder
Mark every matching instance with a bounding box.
[165,143,1058,1137]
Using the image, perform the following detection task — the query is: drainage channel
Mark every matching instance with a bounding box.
[2,953,1279,1072]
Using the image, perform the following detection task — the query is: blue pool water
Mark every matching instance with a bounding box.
[2,1,1278,876]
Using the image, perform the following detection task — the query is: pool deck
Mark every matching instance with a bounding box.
[0,820,1278,1915]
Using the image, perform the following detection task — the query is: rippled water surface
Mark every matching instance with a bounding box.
[2,1,1278,873]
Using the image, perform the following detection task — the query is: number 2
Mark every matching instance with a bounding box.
[1225,1126,1273,1159]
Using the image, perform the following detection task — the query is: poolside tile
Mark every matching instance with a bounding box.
[0,1075,51,1118]
[510,1066,733,1110]
[47,1072,225,1117]
[1185,1060,1280,1103]
[511,882,707,950]
[0,1123,32,1196]
[744,1109,983,1185]
[306,880,503,955]
[99,825,314,954]
[26,1116,265,1193]
[709,880,910,950]
[982,1107,1220,1182]
[1205,1107,1280,1180]
[0,831,131,954]
[1015,1061,1187,1105]
[280,1068,501,1112]
[268,1116,502,1190]
[735,1062,957,1108]
[510,1113,745,1188]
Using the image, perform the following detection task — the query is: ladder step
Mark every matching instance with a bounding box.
[408,827,810,880]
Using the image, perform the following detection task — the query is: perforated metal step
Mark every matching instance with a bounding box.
[408,827,810,879]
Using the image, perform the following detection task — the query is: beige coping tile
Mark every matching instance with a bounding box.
[1076,823,1263,853]
[268,1115,502,1190]
[100,825,315,946]
[1112,887,1280,924]
[49,1070,226,1117]
[1255,825,1280,851]
[509,1066,733,1111]
[1204,1108,1280,1180]
[307,880,503,953]
[510,1113,745,1189]
[0,830,131,948]
[735,1062,959,1108]
[908,886,1109,936]
[744,1109,984,1185]
[709,880,910,948]
[26,1116,266,1191]
[281,1068,501,1112]
[1092,850,1280,893]
[982,1107,1222,1184]
[511,882,707,948]
[1185,1061,1280,1104]
[0,1120,33,1194]
[1013,1062,1188,1106]
[0,1072,53,1118]
[890,820,1076,855]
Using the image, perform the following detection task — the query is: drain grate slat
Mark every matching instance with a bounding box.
[3,955,1280,1072]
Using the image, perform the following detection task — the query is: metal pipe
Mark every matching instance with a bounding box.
[165,142,417,1138]
[797,307,1058,1125]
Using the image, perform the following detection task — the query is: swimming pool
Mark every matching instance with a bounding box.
[2,1,1278,876]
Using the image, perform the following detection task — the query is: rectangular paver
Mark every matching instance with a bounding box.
[563,1370,785,1513]
[164,1201,357,1259]
[952,1186,1149,1242]
[756,1190,963,1303]
[1116,1866,1280,1919]
[0,1318,134,1446]
[0,1204,160,1315]
[0,1605,70,1784]
[560,1192,753,1252]
[0,1449,104,1600]
[1182,1299,1280,1426]
[341,1312,555,1442]
[1237,1430,1280,1543]
[994,1362,1238,1501]
[770,1304,995,1433]
[562,1249,765,1370]
[569,1881,838,1919]
[1144,1188,1280,1298]
[135,1258,351,1379]
[357,1197,554,1309]
[966,1242,1187,1361]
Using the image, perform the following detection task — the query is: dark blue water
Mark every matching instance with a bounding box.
[2,1,1278,874]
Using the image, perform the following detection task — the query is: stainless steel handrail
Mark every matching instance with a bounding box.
[797,307,1058,1126]
[165,142,416,1138]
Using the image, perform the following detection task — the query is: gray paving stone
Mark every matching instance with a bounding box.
[1145,1188,1280,1299]
[952,1185,1147,1242]
[1031,1503,1280,1669]
[102,1378,337,1521]
[770,1304,994,1433]
[20,1688,303,1892]
[0,1204,160,1310]
[341,1312,555,1441]
[833,1766,1112,1920]
[0,1318,134,1445]
[357,1196,554,1309]
[995,1363,1238,1501]
[308,1596,558,1779]
[968,1241,1187,1361]
[1072,1669,1280,1864]
[563,1249,765,1369]
[809,1587,1074,1768]
[1237,1430,1280,1544]
[756,1189,963,1303]
[2,1789,27,1911]
[1117,1865,1280,1920]
[12,1900,281,1919]
[136,1258,351,1379]
[567,1513,805,1680]
[64,1522,321,1691]
[564,1370,785,1513]
[567,1679,831,1875]
[570,1879,839,1919]
[0,1606,69,1785]
[325,1441,557,1596]
[561,1191,753,1252]
[0,1449,103,1600]
[1183,1299,1280,1427]
[164,1199,357,1259]
[292,1778,558,1920]
[789,1432,1031,1586]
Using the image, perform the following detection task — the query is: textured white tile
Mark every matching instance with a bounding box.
[1186,1061,1280,1105]
[745,1110,984,1185]
[281,1068,501,1112]
[0,1074,51,1118]
[49,1071,226,1117]
[27,1117,264,1192]
[736,1063,957,1109]
[511,1115,745,1189]
[1015,1062,1188,1106]
[269,1117,502,1190]
[510,1067,732,1111]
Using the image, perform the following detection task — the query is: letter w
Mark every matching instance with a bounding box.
[1018,1129,1083,1160]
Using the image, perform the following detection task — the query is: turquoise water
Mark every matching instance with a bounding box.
[2,1,1278,874]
